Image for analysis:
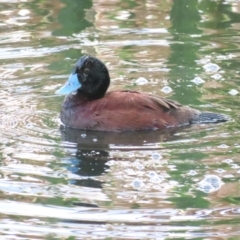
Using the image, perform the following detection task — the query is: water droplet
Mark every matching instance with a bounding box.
[161,86,172,94]
[93,138,98,142]
[81,134,86,138]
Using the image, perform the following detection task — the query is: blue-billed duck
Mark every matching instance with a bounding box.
[55,55,228,131]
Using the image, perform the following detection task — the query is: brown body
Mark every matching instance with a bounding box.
[56,56,228,132]
[60,90,200,131]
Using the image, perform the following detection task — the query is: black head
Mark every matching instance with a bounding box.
[74,55,110,99]
[55,55,110,99]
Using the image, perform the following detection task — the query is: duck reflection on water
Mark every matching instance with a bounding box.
[60,125,189,187]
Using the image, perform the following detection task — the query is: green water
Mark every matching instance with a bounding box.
[0,0,240,239]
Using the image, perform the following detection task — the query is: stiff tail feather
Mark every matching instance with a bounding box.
[190,112,229,124]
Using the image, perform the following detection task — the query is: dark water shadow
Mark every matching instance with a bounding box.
[60,125,190,149]
[61,125,190,186]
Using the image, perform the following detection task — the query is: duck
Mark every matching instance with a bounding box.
[55,55,228,132]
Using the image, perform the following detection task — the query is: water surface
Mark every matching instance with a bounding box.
[1,0,240,239]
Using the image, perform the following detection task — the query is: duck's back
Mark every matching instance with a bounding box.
[60,90,203,131]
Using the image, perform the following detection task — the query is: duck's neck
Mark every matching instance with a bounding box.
[77,88,106,100]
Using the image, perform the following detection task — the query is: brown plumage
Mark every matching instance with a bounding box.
[56,56,229,132]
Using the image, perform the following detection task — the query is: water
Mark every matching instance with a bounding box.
[1,0,240,239]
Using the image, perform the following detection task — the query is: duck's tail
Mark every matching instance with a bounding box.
[190,112,229,124]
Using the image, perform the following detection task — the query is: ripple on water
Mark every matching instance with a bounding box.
[0,200,239,238]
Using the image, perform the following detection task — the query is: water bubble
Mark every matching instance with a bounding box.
[131,178,144,190]
[147,171,164,183]
[214,168,225,174]
[191,77,205,85]
[148,171,158,178]
[222,159,233,164]
[26,123,33,128]
[198,182,214,193]
[135,77,148,85]
[211,74,222,80]
[197,175,223,193]
[217,144,229,149]
[229,89,238,96]
[161,86,172,94]
[205,175,223,188]
[203,63,220,73]
[150,176,164,183]
[188,170,197,176]
[151,152,162,161]
[106,160,116,166]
